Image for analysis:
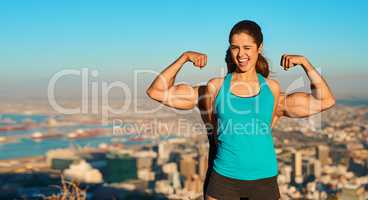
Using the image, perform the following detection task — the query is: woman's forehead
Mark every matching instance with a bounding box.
[230,33,257,45]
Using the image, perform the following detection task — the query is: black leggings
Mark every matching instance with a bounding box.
[205,169,280,200]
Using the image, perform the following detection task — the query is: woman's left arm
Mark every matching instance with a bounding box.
[276,55,336,120]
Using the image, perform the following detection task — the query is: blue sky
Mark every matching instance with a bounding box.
[1,0,368,99]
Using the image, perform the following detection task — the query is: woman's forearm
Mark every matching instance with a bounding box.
[147,53,188,94]
[301,59,336,104]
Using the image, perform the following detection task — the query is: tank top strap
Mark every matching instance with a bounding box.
[222,72,232,95]
[257,72,266,88]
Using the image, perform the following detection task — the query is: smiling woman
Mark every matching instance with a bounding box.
[226,21,269,77]
[146,19,335,200]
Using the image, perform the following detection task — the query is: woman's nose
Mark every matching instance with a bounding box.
[238,49,246,57]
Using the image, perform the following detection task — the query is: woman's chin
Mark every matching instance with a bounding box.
[236,65,251,72]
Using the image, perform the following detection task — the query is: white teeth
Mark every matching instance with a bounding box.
[239,58,249,62]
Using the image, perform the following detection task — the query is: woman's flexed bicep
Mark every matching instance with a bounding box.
[147,83,199,110]
[278,92,334,118]
[146,51,207,110]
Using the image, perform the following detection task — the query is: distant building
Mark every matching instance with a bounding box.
[179,155,196,179]
[103,153,138,183]
[198,155,208,180]
[172,171,181,190]
[184,174,202,193]
[292,150,303,184]
[280,165,292,184]
[136,157,153,170]
[155,180,174,195]
[338,184,365,200]
[158,142,172,164]
[317,145,330,166]
[163,162,178,174]
[137,169,155,181]
[83,152,139,183]
[303,158,321,179]
[348,157,368,177]
[313,159,322,178]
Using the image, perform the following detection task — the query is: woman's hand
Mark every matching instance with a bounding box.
[182,51,208,68]
[280,54,309,70]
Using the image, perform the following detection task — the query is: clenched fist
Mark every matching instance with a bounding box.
[182,51,208,68]
[280,54,309,70]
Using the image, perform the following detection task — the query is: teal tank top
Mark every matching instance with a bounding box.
[213,72,278,180]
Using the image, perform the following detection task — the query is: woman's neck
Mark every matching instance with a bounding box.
[233,67,257,81]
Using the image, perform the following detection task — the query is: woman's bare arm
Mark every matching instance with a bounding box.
[146,51,207,110]
[276,55,336,119]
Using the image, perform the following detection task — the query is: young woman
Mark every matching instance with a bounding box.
[146,20,335,200]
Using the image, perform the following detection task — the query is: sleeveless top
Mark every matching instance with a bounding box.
[213,72,278,180]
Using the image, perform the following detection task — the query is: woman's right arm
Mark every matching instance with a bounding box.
[146,51,207,110]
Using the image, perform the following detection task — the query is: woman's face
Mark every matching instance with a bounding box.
[229,32,262,73]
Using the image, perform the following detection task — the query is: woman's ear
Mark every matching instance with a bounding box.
[258,43,263,53]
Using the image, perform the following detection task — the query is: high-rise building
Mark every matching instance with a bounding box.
[198,155,208,180]
[158,142,172,163]
[292,150,303,184]
[313,159,322,178]
[198,143,208,156]
[317,145,330,166]
[180,155,196,178]
[172,171,182,190]
[281,165,292,184]
[184,174,202,193]
[303,158,317,179]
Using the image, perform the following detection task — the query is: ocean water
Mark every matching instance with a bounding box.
[0,113,49,127]
[0,114,154,160]
[0,136,115,159]
[337,99,368,106]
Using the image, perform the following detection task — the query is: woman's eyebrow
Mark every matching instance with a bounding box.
[230,44,253,48]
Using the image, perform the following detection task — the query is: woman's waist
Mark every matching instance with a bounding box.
[213,150,278,180]
[216,136,276,154]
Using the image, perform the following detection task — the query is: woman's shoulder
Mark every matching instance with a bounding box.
[206,76,226,97]
[207,76,225,87]
[264,78,280,87]
[264,77,281,96]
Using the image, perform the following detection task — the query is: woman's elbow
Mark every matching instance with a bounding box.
[146,88,156,99]
[146,89,164,102]
[322,97,336,111]
[146,88,153,97]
